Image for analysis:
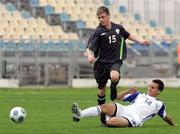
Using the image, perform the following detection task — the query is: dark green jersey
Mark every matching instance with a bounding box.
[87,22,130,63]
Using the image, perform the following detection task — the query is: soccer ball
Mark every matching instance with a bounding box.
[9,107,26,123]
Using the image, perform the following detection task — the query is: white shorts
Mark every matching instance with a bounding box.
[115,103,142,127]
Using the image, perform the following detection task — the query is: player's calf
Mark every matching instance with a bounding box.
[110,84,117,101]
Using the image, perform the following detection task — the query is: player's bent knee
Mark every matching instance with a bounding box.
[111,76,119,82]
[100,103,116,116]
[110,71,120,82]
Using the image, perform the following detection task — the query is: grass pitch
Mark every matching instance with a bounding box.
[0,87,179,134]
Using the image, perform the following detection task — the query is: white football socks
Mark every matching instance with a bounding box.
[80,106,101,118]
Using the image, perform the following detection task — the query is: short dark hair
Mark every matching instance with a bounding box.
[152,79,164,92]
[96,6,110,16]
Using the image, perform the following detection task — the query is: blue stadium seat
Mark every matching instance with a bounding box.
[47,40,55,51]
[38,40,48,51]
[47,40,68,51]
[132,43,149,51]
[44,5,54,15]
[160,41,170,49]
[119,5,127,14]
[47,40,74,51]
[64,41,74,50]
[57,41,66,50]
[103,0,110,6]
[5,40,17,51]
[76,20,86,29]
[25,43,34,51]
[59,12,70,22]
[0,39,5,49]
[21,10,32,19]
[29,0,39,6]
[6,2,16,12]
[165,27,173,35]
[18,40,25,50]
[134,13,141,21]
[149,20,157,27]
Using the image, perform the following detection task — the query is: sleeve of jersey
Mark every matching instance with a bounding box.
[87,31,99,53]
[157,104,167,118]
[121,26,130,39]
[123,92,140,102]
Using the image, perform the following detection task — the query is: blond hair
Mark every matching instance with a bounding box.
[96,6,110,16]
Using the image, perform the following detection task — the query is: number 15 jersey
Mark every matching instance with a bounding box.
[87,22,130,63]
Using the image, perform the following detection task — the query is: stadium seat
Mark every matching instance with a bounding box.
[17,20,28,28]
[119,5,127,14]
[76,20,86,29]
[59,12,70,22]
[18,39,31,51]
[69,33,78,40]
[0,19,9,27]
[11,11,22,19]
[6,2,16,12]
[160,41,170,49]
[134,13,141,21]
[4,27,14,35]
[0,11,12,20]
[26,18,37,27]
[4,39,16,51]
[165,27,173,35]
[21,10,32,19]
[44,5,54,15]
[24,26,35,35]
[36,18,47,28]
[103,0,111,6]
[150,20,157,27]
[29,0,39,6]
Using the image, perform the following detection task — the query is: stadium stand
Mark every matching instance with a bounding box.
[0,0,179,86]
[2,0,177,42]
[0,2,79,40]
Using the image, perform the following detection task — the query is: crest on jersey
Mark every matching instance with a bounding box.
[115,29,120,34]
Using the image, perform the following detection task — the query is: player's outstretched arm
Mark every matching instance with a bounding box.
[163,115,176,126]
[128,35,149,45]
[117,87,138,101]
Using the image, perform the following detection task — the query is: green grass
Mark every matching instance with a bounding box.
[0,87,179,134]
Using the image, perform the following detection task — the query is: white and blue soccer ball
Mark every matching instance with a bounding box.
[10,107,26,123]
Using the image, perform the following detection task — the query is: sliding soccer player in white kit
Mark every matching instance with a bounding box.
[71,79,175,127]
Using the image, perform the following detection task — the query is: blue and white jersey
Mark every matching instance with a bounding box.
[123,92,166,124]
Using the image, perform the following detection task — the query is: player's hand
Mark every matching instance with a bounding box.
[128,87,138,94]
[87,55,96,64]
[140,40,150,46]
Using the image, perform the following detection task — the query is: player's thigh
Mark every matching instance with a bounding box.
[106,117,129,127]
[94,62,110,89]
[100,103,116,116]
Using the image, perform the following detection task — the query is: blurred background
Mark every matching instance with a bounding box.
[0,0,180,87]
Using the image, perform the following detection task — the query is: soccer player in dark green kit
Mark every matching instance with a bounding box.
[87,6,149,107]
